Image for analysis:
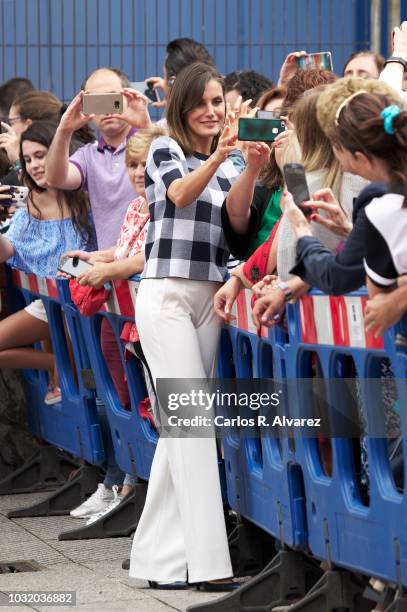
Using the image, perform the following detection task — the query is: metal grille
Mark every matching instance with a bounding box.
[0,0,375,103]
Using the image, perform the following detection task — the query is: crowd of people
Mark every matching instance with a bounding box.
[0,27,406,597]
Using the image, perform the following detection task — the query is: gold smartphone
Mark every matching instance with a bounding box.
[82,93,123,115]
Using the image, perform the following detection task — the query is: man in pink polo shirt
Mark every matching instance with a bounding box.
[45,67,152,521]
[46,66,151,249]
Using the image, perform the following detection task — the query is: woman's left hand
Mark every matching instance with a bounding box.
[77,262,110,288]
[280,190,312,238]
[0,122,20,163]
[246,141,271,173]
[251,274,278,298]
[251,286,286,328]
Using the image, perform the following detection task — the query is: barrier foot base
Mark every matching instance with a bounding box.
[385,590,407,611]
[228,519,276,577]
[58,481,147,540]
[186,550,323,612]
[122,558,130,570]
[7,465,102,518]
[0,446,78,495]
[281,569,372,612]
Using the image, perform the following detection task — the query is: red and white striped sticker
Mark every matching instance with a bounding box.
[11,269,139,318]
[299,294,383,350]
[229,288,268,338]
[12,269,58,298]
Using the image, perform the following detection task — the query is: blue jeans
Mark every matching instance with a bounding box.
[96,399,125,487]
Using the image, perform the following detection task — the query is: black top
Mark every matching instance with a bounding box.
[290,182,389,295]
[221,184,273,260]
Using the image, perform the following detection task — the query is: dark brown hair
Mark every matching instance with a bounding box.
[20,122,94,245]
[166,62,225,156]
[257,86,286,111]
[165,38,214,78]
[282,69,337,115]
[12,90,62,122]
[333,92,407,207]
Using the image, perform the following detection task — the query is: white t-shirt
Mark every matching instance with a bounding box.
[364,192,407,287]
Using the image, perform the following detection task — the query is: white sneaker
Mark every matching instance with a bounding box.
[70,484,115,519]
[85,485,123,525]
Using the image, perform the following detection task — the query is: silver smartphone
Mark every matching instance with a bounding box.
[58,256,93,278]
[82,93,123,115]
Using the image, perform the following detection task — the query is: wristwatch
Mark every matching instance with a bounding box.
[276,281,293,303]
[384,56,407,71]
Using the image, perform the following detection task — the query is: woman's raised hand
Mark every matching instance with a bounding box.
[212,118,238,164]
[278,50,308,86]
[0,122,20,163]
[305,188,352,237]
[245,141,271,173]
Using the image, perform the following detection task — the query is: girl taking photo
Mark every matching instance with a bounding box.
[0,121,94,396]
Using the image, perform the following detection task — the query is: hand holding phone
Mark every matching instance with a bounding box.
[283,163,312,215]
[130,81,160,104]
[58,255,93,278]
[0,185,28,208]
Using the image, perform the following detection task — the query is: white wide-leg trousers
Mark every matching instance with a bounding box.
[129,278,232,583]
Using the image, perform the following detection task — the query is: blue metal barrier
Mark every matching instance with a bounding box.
[60,276,157,482]
[10,268,105,465]
[7,269,407,586]
[218,289,308,550]
[283,289,407,586]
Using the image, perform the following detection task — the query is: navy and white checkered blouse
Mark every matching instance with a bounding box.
[142,136,240,282]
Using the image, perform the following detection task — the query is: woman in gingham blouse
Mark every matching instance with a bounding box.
[129,62,242,589]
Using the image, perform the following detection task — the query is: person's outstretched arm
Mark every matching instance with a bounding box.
[46,92,91,190]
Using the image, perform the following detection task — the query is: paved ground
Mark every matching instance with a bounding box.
[0,491,225,612]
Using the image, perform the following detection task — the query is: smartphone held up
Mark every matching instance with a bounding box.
[238,117,285,142]
[283,163,312,216]
[130,81,160,104]
[82,93,123,115]
[296,52,333,71]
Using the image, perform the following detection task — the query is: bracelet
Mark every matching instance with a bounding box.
[384,56,407,71]
[13,159,22,172]
[277,281,293,303]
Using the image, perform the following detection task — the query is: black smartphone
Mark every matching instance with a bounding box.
[283,163,312,215]
[238,117,285,142]
[58,256,93,278]
[131,81,160,104]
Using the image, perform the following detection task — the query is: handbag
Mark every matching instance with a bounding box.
[69,279,111,316]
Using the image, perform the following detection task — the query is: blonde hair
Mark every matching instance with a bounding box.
[316,77,402,139]
[291,86,341,194]
[125,126,167,166]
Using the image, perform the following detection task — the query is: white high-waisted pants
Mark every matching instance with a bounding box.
[129,278,232,583]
